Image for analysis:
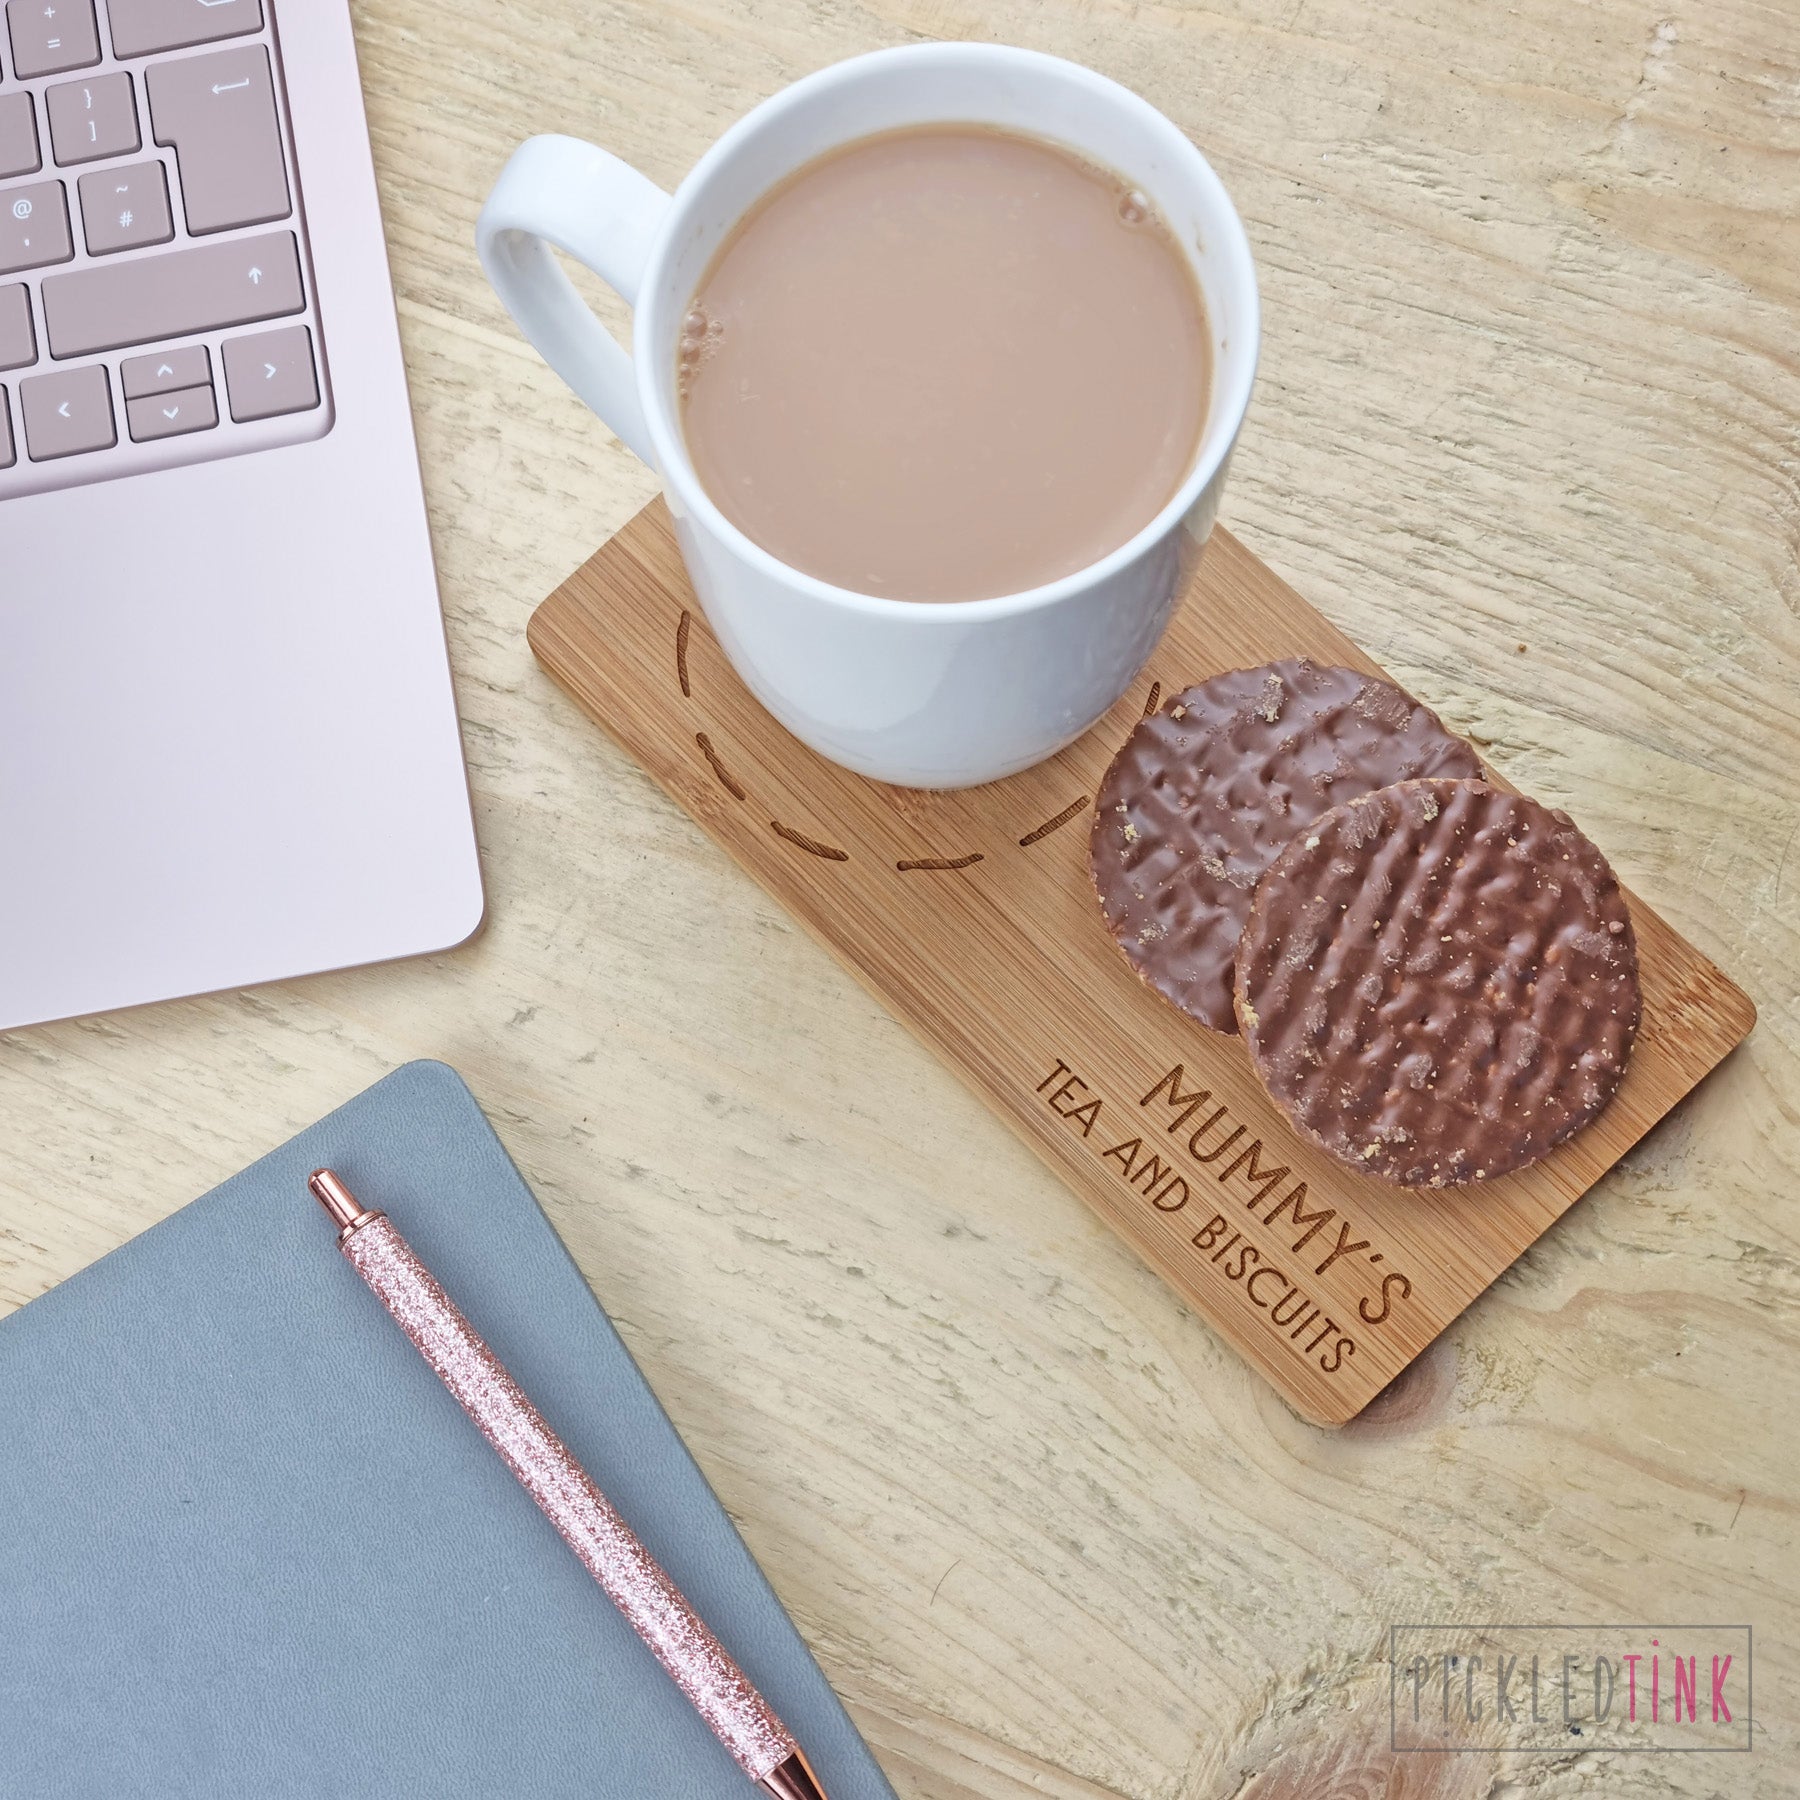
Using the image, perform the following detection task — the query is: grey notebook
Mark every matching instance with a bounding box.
[0,1061,894,1799]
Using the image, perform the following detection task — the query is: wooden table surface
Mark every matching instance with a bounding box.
[3,1,1795,1793]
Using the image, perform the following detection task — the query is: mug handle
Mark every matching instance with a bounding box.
[476,134,672,466]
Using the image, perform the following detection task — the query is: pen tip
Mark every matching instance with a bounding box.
[309,1168,366,1230]
[756,1752,830,1800]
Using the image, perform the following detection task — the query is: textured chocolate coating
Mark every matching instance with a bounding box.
[1235,778,1641,1186]
[1089,661,1483,1032]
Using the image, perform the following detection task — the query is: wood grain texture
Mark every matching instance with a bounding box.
[3,0,1798,1793]
[530,502,1753,1426]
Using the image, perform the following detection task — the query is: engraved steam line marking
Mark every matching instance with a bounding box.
[1019,796,1089,848]
[674,614,1036,874]
[897,853,985,873]
[1142,680,1162,716]
[695,732,746,800]
[771,820,850,861]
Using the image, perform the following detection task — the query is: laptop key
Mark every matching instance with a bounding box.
[0,4,327,494]
[121,343,208,399]
[107,0,262,57]
[0,180,73,276]
[78,158,172,254]
[147,44,288,234]
[222,323,315,421]
[47,72,140,166]
[6,0,101,78]
[41,228,301,356]
[126,381,215,441]
[20,361,114,458]
[0,283,33,369]
[0,94,41,181]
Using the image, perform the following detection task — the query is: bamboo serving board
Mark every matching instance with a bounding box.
[530,501,1755,1425]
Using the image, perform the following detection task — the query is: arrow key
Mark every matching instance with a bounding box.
[126,380,217,442]
[222,322,316,422]
[20,361,114,459]
[121,343,210,400]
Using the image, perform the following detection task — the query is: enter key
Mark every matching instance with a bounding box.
[146,44,289,235]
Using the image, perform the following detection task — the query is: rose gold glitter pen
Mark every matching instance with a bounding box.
[308,1169,829,1800]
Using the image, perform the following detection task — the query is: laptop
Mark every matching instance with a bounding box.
[0,0,482,1031]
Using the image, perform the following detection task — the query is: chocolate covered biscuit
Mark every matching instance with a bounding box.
[1090,661,1483,1032]
[1234,778,1640,1186]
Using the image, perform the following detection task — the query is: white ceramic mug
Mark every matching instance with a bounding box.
[478,43,1258,788]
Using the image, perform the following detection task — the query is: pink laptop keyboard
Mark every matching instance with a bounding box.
[0,0,328,499]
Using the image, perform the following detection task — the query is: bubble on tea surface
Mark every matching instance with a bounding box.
[1117,189,1151,226]
[677,306,726,396]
